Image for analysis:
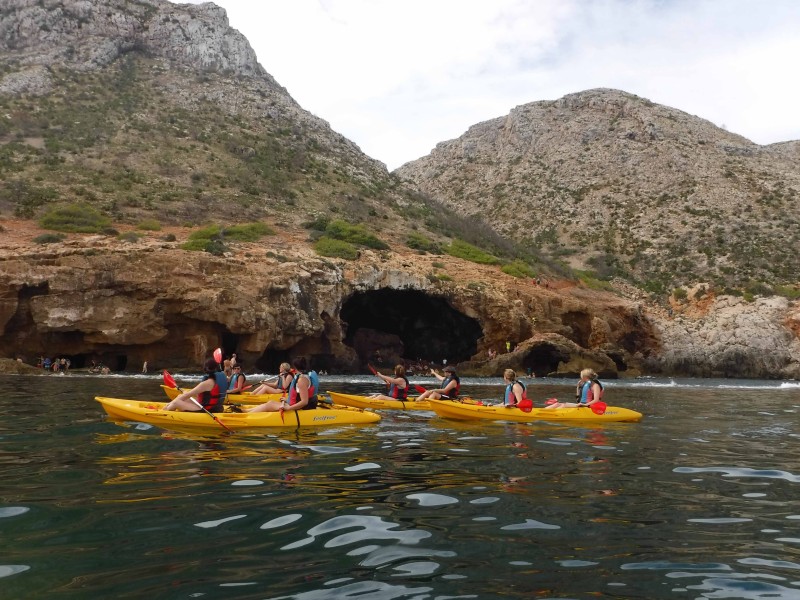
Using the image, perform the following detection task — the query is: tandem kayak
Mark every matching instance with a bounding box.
[427,399,643,423]
[327,391,434,411]
[160,385,282,404]
[96,397,381,430]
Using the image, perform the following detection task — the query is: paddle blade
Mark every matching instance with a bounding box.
[591,402,607,415]
[518,399,533,413]
[414,384,427,394]
[545,397,558,405]
[163,370,177,388]
[213,348,223,363]
[367,364,378,375]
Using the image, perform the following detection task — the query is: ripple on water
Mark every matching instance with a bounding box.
[501,519,560,531]
[344,462,381,472]
[194,514,247,528]
[674,466,800,482]
[0,507,29,518]
[260,514,303,530]
[687,518,753,524]
[0,565,30,578]
[406,493,459,507]
[231,479,264,486]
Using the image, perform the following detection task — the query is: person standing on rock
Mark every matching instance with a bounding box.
[416,365,460,401]
[164,358,227,413]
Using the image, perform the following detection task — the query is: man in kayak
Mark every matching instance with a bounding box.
[416,365,460,401]
[228,363,247,394]
[164,358,227,413]
[545,368,603,409]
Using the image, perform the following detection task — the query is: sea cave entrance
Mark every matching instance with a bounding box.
[340,289,482,369]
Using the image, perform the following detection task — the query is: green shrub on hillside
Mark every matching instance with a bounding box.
[406,232,441,254]
[314,236,358,260]
[181,222,273,253]
[226,222,274,241]
[118,231,141,242]
[325,219,388,250]
[39,204,111,233]
[34,233,66,244]
[136,218,162,231]
[501,260,536,279]
[445,239,501,265]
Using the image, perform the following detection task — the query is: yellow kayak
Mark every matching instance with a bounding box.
[427,399,643,423]
[97,396,381,430]
[327,391,435,411]
[160,385,282,404]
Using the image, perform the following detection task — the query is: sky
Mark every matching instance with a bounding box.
[181,0,800,170]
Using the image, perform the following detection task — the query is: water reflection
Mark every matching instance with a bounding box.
[4,375,800,598]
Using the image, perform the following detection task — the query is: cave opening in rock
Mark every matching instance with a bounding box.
[340,289,482,367]
[521,343,571,377]
[220,331,239,361]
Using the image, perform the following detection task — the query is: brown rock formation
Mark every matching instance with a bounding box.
[0,219,656,377]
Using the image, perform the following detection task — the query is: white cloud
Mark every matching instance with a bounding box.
[180,0,800,168]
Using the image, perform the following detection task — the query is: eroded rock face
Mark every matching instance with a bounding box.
[0,232,660,376]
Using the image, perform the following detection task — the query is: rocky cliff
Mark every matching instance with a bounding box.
[396,89,800,292]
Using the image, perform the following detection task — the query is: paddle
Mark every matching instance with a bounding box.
[517,399,533,413]
[213,348,223,363]
[589,401,607,415]
[544,397,606,414]
[162,370,233,433]
[368,364,390,389]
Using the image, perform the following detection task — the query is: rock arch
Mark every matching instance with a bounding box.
[340,289,482,367]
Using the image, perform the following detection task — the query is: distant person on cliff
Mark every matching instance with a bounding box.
[416,365,460,401]
[545,368,604,409]
[249,362,293,396]
[164,358,227,413]
[227,363,248,394]
[248,357,318,413]
[368,364,410,401]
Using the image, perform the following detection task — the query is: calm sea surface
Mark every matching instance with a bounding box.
[3,373,800,599]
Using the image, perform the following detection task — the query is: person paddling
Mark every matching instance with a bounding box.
[249,362,293,396]
[164,358,227,413]
[368,364,410,401]
[416,365,460,401]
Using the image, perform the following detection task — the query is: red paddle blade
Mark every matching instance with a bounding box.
[518,399,533,413]
[545,397,558,405]
[367,364,378,375]
[591,402,607,415]
[414,384,427,394]
[213,348,223,363]
[279,407,285,423]
[163,370,177,388]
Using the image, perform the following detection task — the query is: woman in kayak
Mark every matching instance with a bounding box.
[249,362,293,396]
[164,358,227,413]
[247,357,318,413]
[502,369,527,407]
[416,365,460,401]
[368,364,410,401]
[545,368,603,409]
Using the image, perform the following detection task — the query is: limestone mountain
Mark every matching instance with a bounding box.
[396,89,800,294]
[0,0,449,246]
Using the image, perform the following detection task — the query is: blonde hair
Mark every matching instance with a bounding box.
[394,364,406,377]
[279,362,291,374]
[580,368,598,380]
[503,368,517,381]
